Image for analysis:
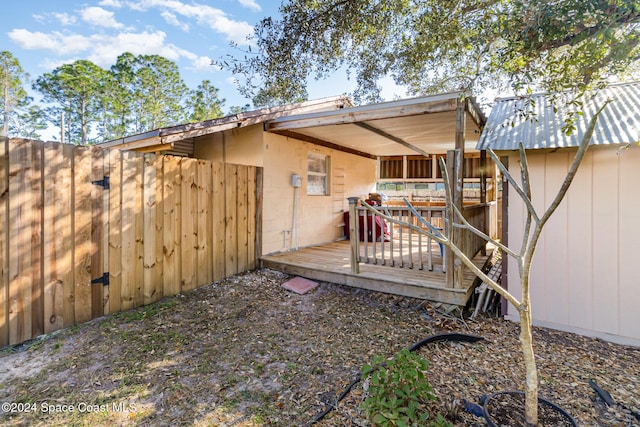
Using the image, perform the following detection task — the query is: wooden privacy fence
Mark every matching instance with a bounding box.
[0,138,263,347]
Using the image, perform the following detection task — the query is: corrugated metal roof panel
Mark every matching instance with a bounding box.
[477,82,640,151]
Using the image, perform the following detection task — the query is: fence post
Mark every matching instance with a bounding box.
[347,197,360,274]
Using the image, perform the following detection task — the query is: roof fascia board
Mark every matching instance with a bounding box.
[100,95,351,149]
[266,96,462,131]
[99,130,160,148]
[161,121,241,144]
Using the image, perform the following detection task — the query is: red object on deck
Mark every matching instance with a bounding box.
[344,211,390,242]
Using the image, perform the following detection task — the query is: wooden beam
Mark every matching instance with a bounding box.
[266,98,458,131]
[160,122,240,144]
[270,129,377,160]
[465,97,487,128]
[354,122,431,157]
[136,143,174,153]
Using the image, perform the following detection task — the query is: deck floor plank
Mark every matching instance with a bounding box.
[261,240,491,306]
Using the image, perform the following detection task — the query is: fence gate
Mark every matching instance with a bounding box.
[0,138,262,347]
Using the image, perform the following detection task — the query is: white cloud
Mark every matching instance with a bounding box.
[192,56,215,72]
[126,0,254,46]
[98,0,124,7]
[161,11,189,32]
[8,29,77,53]
[9,27,212,74]
[80,6,124,29]
[32,12,77,26]
[238,0,261,12]
[52,12,78,26]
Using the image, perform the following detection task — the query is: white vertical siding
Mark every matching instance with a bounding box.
[543,152,570,326]
[591,149,619,335]
[618,151,640,339]
[505,147,640,346]
[567,152,594,330]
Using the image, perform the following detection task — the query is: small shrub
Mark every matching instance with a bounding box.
[360,349,452,427]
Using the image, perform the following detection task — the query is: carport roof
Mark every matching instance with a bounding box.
[101,92,486,158]
[265,91,486,157]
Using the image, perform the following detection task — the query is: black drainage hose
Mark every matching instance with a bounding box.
[306,332,484,426]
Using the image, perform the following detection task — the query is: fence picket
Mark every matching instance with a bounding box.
[9,140,33,344]
[107,149,122,314]
[43,143,66,333]
[133,153,144,307]
[162,155,181,296]
[237,166,248,273]
[143,153,161,304]
[90,146,105,318]
[181,158,197,292]
[247,166,257,270]
[212,161,225,281]
[197,160,212,285]
[73,146,93,324]
[30,142,44,338]
[120,151,137,310]
[225,164,238,276]
[0,138,8,346]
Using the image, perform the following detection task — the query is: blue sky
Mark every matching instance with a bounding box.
[2,0,409,139]
[2,0,279,109]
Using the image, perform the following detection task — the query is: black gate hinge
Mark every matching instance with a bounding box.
[91,176,110,190]
[91,272,110,286]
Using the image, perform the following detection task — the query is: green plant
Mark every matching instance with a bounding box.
[361,349,450,427]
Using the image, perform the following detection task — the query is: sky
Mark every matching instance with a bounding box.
[1,0,406,139]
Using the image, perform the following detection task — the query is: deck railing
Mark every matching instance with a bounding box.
[460,203,489,259]
[346,198,491,287]
[346,199,448,273]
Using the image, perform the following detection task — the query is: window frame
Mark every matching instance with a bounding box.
[307,152,330,196]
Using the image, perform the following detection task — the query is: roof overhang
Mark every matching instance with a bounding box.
[265,92,487,157]
[99,96,353,155]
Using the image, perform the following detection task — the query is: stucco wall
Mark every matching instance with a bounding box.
[504,146,640,346]
[193,125,376,256]
[261,132,376,255]
[193,125,264,167]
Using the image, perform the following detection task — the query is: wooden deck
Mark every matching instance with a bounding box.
[260,240,492,306]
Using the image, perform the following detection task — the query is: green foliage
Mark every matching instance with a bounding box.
[361,349,451,427]
[23,52,227,144]
[0,51,36,137]
[186,79,226,122]
[34,59,108,145]
[226,0,639,105]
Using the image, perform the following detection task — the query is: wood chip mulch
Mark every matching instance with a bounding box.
[0,269,638,426]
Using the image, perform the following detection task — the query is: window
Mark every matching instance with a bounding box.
[379,156,403,179]
[407,155,432,179]
[307,153,329,195]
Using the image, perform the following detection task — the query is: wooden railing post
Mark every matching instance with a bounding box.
[447,149,464,288]
[347,197,360,274]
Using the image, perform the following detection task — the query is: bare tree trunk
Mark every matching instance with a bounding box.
[519,276,538,426]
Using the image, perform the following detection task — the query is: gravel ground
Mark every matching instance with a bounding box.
[0,268,638,426]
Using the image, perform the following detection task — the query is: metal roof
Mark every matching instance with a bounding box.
[476,81,640,151]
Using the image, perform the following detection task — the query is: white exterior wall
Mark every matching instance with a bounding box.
[504,147,640,346]
[261,132,375,255]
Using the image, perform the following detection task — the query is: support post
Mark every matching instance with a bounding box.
[347,197,360,274]
[447,149,464,289]
[480,149,488,255]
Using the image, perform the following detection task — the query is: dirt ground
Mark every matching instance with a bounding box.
[0,269,638,426]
